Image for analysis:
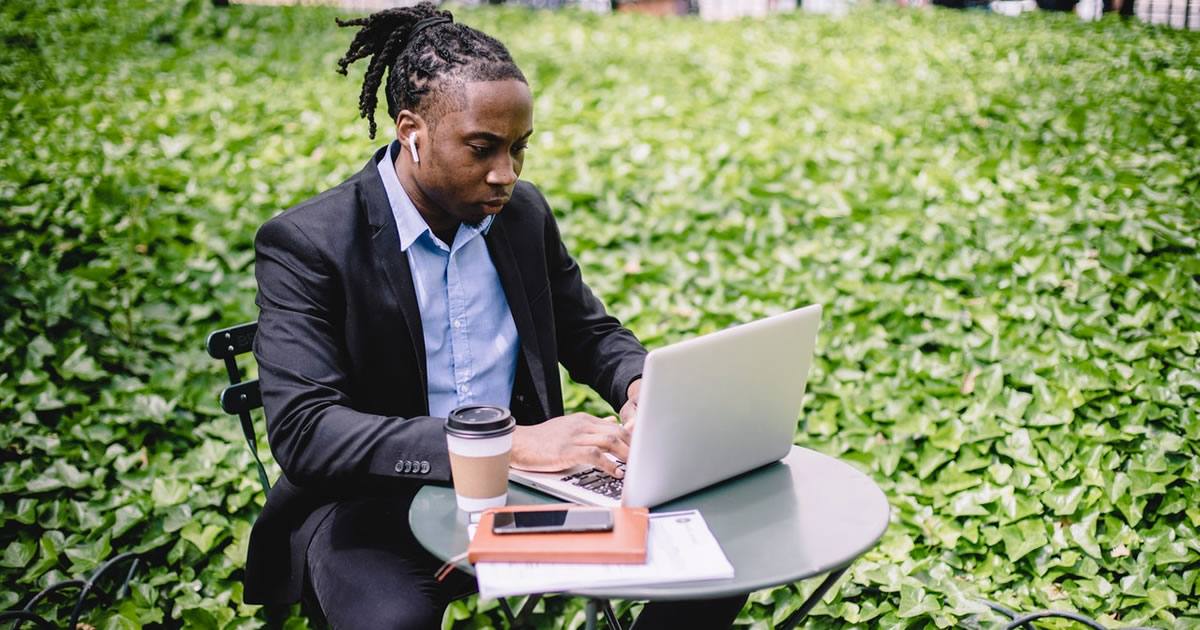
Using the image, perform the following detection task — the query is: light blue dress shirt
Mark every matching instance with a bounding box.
[378,142,519,418]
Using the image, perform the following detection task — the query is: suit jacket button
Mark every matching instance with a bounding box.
[394,460,404,473]
[420,461,430,474]
[406,460,416,473]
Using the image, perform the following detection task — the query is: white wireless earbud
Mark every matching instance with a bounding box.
[408,132,420,165]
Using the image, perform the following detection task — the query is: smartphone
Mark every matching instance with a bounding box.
[491,508,614,534]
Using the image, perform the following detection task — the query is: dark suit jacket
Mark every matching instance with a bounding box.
[244,145,647,604]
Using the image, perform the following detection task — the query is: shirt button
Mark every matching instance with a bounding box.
[453,319,463,329]
[460,384,470,394]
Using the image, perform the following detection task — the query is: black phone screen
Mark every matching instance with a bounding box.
[492,508,614,534]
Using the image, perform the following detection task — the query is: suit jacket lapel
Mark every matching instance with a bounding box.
[360,148,429,412]
[485,218,550,419]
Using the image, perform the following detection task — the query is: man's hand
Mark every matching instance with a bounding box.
[511,412,631,478]
[618,378,642,433]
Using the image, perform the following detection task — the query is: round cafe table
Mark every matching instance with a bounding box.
[411,445,890,630]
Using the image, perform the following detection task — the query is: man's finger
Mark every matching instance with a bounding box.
[578,426,631,461]
[619,402,636,431]
[585,418,631,441]
[587,449,625,478]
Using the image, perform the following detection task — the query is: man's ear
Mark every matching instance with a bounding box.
[395,110,427,155]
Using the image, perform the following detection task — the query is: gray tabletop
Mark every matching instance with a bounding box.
[410,445,890,600]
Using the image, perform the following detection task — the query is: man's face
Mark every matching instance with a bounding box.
[415,79,534,228]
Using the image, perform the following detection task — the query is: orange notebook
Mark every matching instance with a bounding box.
[469,505,650,564]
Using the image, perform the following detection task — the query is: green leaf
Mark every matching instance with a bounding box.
[112,504,146,538]
[997,486,1044,525]
[99,610,141,630]
[917,444,954,479]
[935,462,982,495]
[162,504,193,533]
[11,498,38,525]
[1068,511,1103,559]
[1002,519,1050,563]
[1152,541,1195,567]
[0,537,36,569]
[180,521,226,554]
[64,534,112,574]
[179,608,220,630]
[896,583,939,618]
[878,533,916,562]
[1128,469,1172,498]
[62,345,108,381]
[1043,485,1086,516]
[22,532,64,583]
[151,478,190,507]
[996,429,1040,467]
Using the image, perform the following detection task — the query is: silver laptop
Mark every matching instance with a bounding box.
[509,304,822,508]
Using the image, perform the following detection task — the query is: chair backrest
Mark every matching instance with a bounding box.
[206,321,271,495]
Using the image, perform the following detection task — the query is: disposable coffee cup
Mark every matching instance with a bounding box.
[445,405,516,513]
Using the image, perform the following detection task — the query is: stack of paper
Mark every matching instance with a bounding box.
[472,510,734,600]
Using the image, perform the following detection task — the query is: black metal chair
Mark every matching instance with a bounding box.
[205,321,334,627]
[0,552,140,630]
[205,321,271,496]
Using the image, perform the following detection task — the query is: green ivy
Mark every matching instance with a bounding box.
[2,1,1197,628]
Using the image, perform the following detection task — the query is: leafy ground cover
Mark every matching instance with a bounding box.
[2,1,1198,628]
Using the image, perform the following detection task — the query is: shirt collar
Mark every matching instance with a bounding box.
[378,141,494,252]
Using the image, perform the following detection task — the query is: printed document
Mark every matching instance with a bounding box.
[472,509,734,599]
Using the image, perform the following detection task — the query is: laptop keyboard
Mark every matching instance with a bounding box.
[561,466,625,499]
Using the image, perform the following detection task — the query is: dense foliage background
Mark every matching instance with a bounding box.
[2,1,1198,628]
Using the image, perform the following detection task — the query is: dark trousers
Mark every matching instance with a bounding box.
[306,496,747,630]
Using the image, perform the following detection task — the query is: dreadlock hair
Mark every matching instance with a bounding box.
[335,2,528,139]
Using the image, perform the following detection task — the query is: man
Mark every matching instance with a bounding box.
[245,4,746,628]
